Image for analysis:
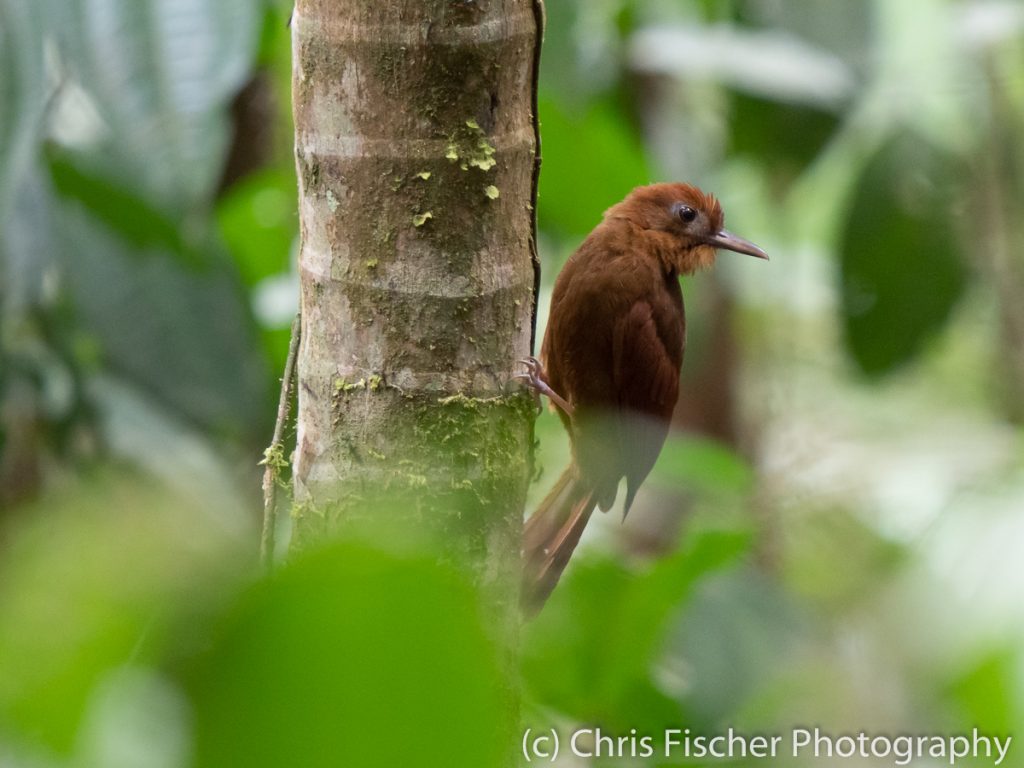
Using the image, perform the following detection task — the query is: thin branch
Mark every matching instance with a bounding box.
[260,312,302,569]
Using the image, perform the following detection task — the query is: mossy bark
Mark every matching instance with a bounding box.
[290,0,542,736]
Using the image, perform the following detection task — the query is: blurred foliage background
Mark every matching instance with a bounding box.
[2,0,1023,766]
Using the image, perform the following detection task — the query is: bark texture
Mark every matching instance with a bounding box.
[290,0,540,591]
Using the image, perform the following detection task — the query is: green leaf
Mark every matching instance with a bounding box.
[47,149,191,258]
[728,92,840,177]
[216,168,296,286]
[56,0,263,213]
[839,134,969,376]
[55,204,271,443]
[0,0,47,224]
[1,170,58,315]
[537,93,650,238]
[184,541,511,768]
[0,473,246,755]
[522,524,751,727]
[946,648,1019,734]
[650,434,755,497]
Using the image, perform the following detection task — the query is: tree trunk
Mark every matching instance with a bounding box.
[289,0,541,648]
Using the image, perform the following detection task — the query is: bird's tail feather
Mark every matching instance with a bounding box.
[522,465,596,615]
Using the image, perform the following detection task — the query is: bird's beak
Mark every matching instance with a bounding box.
[708,229,769,260]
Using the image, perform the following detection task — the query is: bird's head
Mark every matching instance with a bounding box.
[606,182,768,274]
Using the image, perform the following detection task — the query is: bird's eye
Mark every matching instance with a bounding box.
[676,205,698,224]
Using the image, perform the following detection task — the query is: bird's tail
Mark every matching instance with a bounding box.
[522,464,596,616]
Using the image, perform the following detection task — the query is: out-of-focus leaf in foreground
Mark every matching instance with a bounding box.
[0,473,248,756]
[522,524,751,729]
[183,540,511,768]
[650,434,755,499]
[946,648,1019,736]
[839,134,969,377]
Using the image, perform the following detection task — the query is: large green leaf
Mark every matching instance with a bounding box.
[737,0,872,75]
[0,473,247,755]
[946,648,1019,735]
[537,94,650,238]
[55,203,271,443]
[5,0,271,448]
[0,0,47,225]
[54,0,263,214]
[839,134,969,376]
[522,524,751,728]
[216,168,296,287]
[729,92,841,177]
[47,150,192,258]
[184,541,511,768]
[1,172,58,317]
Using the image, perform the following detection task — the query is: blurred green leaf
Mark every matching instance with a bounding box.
[522,524,751,727]
[839,134,969,376]
[668,569,805,728]
[53,0,262,214]
[729,93,840,177]
[217,168,296,287]
[0,474,245,755]
[47,150,191,259]
[184,540,511,768]
[55,205,271,442]
[0,0,47,225]
[1,171,58,316]
[537,94,650,238]
[737,0,872,75]
[783,505,906,609]
[650,434,755,498]
[946,649,1019,735]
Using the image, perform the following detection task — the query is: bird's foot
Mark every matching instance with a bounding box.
[513,357,575,416]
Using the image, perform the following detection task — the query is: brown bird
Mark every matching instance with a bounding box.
[519,182,767,614]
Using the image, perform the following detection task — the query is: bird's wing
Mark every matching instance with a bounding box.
[610,300,681,514]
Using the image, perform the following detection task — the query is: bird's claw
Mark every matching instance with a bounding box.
[516,355,543,381]
[514,356,547,392]
[511,356,575,416]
